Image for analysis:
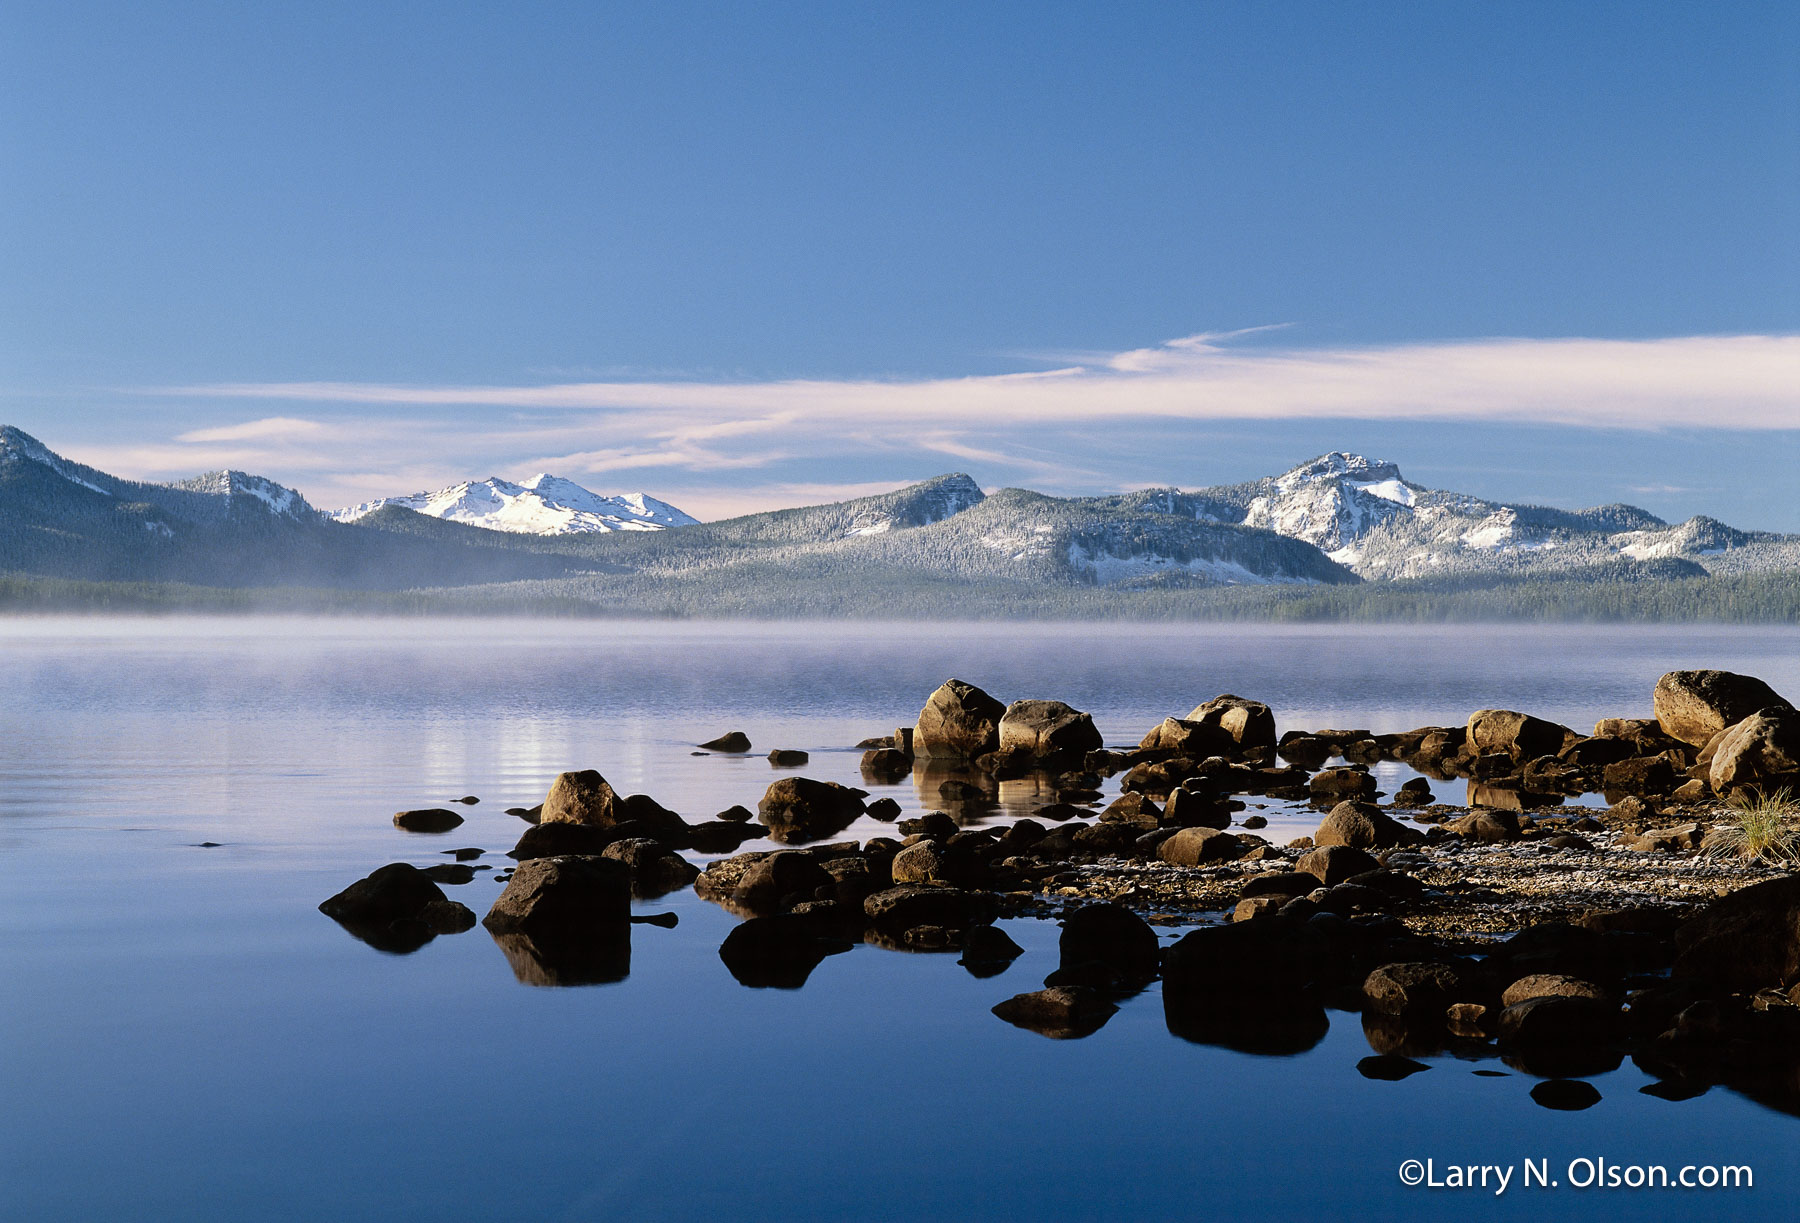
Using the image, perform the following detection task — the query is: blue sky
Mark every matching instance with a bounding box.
[2,1,1796,524]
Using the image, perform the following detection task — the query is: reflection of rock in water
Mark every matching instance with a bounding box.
[911,762,998,822]
[491,927,632,987]
[995,773,1061,818]
[992,987,1118,1039]
[1163,990,1329,1055]
[1529,1078,1601,1111]
[718,914,853,989]
[318,861,477,955]
[1360,1010,1452,1058]
[1466,781,1564,810]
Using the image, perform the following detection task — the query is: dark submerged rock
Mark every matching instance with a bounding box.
[698,731,752,752]
[393,808,464,833]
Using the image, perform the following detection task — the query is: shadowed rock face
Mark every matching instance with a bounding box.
[758,777,867,844]
[1655,670,1793,747]
[1674,874,1800,993]
[319,862,476,953]
[481,855,632,938]
[912,679,1005,760]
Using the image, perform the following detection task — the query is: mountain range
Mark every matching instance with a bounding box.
[2,425,1795,614]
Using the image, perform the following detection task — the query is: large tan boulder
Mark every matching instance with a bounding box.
[912,679,1006,760]
[998,699,1102,759]
[1185,695,1277,751]
[539,769,618,826]
[1654,670,1791,747]
[1467,709,1574,761]
[1707,709,1800,795]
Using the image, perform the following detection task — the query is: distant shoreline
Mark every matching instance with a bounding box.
[3,569,1796,624]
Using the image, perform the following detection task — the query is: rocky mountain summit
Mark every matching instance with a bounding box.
[1135,451,1799,580]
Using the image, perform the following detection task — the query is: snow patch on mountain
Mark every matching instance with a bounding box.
[332,474,697,535]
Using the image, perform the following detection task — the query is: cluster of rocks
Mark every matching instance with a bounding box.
[320,666,1800,1111]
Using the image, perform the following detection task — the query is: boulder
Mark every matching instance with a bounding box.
[1467,709,1575,761]
[1313,800,1410,850]
[767,749,810,767]
[600,838,701,897]
[1059,903,1160,979]
[1163,787,1231,829]
[1138,717,1234,758]
[686,820,766,854]
[698,731,752,752]
[1162,920,1322,996]
[1707,708,1800,795]
[1500,974,1611,1008]
[508,821,617,860]
[1240,872,1320,900]
[860,748,912,782]
[1157,827,1245,866]
[1232,897,1284,922]
[539,770,619,827]
[991,987,1118,1039]
[1295,844,1379,886]
[1672,875,1800,992]
[481,855,631,937]
[1630,822,1704,853]
[319,862,468,952]
[758,777,867,844]
[1445,811,1521,843]
[997,699,1103,760]
[392,808,464,833]
[1654,669,1792,747]
[1099,791,1163,828]
[1495,994,1624,1046]
[732,850,834,914]
[1308,767,1377,803]
[890,841,952,885]
[1362,961,1467,1020]
[1602,756,1678,795]
[912,679,1006,760]
[862,885,992,931]
[1185,695,1277,751]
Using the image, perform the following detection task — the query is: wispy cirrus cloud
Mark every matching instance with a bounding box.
[156,332,1800,429]
[56,330,1800,519]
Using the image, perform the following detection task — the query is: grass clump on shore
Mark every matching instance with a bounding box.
[1704,788,1800,868]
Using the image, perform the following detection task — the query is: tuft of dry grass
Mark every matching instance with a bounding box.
[1703,787,1800,867]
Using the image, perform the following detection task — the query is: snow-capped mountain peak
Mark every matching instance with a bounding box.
[172,470,313,518]
[1244,453,1420,552]
[331,474,698,535]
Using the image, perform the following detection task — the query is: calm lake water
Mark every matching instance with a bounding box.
[2,617,1798,1222]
